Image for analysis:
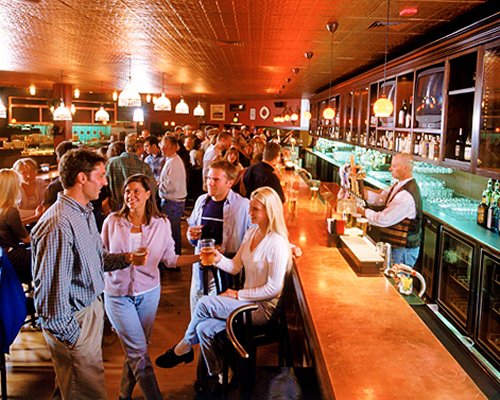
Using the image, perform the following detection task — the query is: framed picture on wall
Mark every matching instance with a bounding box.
[250,107,256,120]
[210,104,226,121]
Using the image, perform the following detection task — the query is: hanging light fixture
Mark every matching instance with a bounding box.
[193,101,205,117]
[73,88,80,99]
[53,100,72,121]
[95,106,110,123]
[95,81,110,123]
[175,84,189,114]
[29,84,36,96]
[373,0,394,118]
[118,54,141,107]
[303,51,314,120]
[0,97,7,119]
[154,73,172,111]
[322,21,338,120]
[53,71,72,121]
[133,108,144,122]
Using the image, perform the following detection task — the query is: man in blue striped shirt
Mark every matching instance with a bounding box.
[31,149,131,400]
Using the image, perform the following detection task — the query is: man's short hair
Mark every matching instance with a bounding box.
[209,160,238,181]
[59,149,106,189]
[144,136,159,147]
[217,131,232,142]
[161,135,178,147]
[207,128,219,138]
[263,142,281,162]
[125,134,139,152]
[55,141,75,160]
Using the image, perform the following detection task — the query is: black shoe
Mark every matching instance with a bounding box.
[155,347,194,368]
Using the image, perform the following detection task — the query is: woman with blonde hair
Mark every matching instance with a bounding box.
[0,169,32,283]
[156,186,291,387]
[12,157,46,224]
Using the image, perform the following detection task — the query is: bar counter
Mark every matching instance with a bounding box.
[285,178,486,399]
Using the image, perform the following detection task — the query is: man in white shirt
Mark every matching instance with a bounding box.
[360,153,422,267]
[159,135,187,255]
[202,131,232,191]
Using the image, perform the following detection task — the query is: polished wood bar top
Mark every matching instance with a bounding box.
[285,179,486,399]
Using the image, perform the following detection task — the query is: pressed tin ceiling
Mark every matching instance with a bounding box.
[0,0,491,101]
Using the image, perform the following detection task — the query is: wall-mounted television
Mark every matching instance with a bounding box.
[415,66,444,128]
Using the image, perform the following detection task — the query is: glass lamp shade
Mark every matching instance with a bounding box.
[29,85,36,96]
[284,114,291,122]
[132,108,144,122]
[118,81,141,107]
[53,101,72,121]
[154,93,172,111]
[193,102,205,117]
[112,91,118,101]
[70,104,76,115]
[95,106,110,122]
[175,98,189,114]
[303,110,312,120]
[290,111,299,122]
[146,94,151,103]
[322,106,335,120]
[0,99,7,118]
[73,88,80,99]
[373,96,394,117]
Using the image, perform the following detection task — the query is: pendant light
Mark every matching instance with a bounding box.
[175,84,189,114]
[322,21,338,120]
[373,0,394,117]
[154,73,172,111]
[53,100,72,121]
[118,55,141,107]
[53,71,72,121]
[95,81,110,123]
[193,101,205,117]
[303,51,314,120]
[133,108,144,123]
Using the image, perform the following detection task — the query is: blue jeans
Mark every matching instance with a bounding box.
[104,287,162,400]
[392,246,420,267]
[161,199,185,255]
[184,295,268,376]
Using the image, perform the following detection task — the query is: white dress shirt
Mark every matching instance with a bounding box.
[365,177,416,227]
[159,153,187,201]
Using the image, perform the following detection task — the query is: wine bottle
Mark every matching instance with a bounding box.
[464,134,472,161]
[428,136,435,160]
[486,195,497,230]
[398,100,408,127]
[434,136,440,161]
[455,128,464,160]
[477,191,488,227]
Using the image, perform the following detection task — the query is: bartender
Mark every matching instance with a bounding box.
[358,153,422,267]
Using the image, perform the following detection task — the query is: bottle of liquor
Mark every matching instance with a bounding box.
[398,100,408,127]
[464,134,472,161]
[414,135,421,156]
[428,136,435,160]
[455,128,464,160]
[420,135,428,158]
[434,136,440,161]
[486,194,498,231]
[477,191,489,227]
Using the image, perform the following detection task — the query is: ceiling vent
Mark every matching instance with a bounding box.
[215,39,244,47]
[368,20,405,29]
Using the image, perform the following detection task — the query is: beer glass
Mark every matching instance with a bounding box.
[357,217,369,236]
[132,247,148,266]
[199,239,216,266]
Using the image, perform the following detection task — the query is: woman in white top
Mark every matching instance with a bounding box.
[12,158,46,225]
[155,186,291,382]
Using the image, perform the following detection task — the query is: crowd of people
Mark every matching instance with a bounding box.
[0,124,299,400]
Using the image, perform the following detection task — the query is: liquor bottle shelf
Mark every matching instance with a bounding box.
[450,274,470,291]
